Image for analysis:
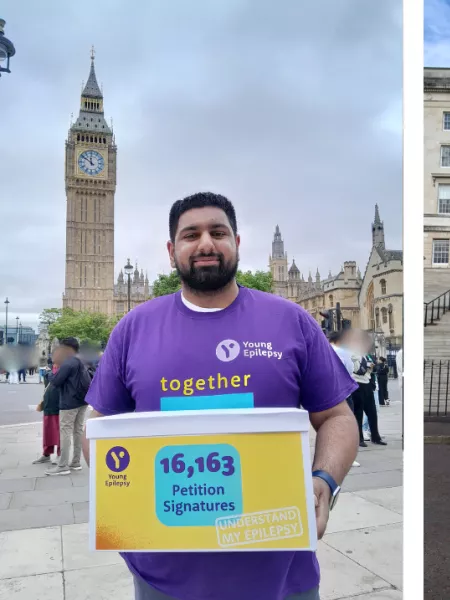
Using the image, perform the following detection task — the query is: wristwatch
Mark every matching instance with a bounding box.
[312,470,341,510]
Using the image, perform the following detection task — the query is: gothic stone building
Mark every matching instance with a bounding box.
[63,52,150,316]
[269,205,403,347]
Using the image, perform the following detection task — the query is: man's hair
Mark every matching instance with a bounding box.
[379,356,387,363]
[169,192,238,242]
[59,337,79,353]
[328,330,348,344]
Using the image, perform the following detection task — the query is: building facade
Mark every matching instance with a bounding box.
[424,68,450,282]
[63,52,150,315]
[269,205,403,347]
[113,263,152,315]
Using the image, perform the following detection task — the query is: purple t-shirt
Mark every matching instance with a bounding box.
[87,287,357,600]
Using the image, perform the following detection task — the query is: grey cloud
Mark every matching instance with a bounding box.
[0,0,401,327]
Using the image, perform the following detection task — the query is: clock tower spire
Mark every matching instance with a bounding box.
[63,49,117,315]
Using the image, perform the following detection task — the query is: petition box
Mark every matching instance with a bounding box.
[86,408,317,552]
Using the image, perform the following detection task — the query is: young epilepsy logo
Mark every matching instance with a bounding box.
[216,339,283,362]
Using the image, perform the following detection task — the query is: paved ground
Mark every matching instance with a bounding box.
[0,382,403,600]
[425,442,450,599]
[0,373,44,426]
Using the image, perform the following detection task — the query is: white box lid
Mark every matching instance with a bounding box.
[86,407,310,440]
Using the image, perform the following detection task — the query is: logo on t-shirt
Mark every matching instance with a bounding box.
[216,340,241,362]
[216,339,283,362]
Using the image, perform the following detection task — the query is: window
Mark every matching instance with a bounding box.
[381,307,388,324]
[388,304,394,331]
[380,279,386,295]
[329,294,333,307]
[375,307,380,328]
[433,239,450,265]
[441,146,450,167]
[438,184,450,214]
[444,112,450,130]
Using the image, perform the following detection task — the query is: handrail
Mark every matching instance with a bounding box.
[424,288,450,326]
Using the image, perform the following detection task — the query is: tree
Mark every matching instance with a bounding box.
[39,308,62,328]
[152,271,181,297]
[151,269,273,297]
[236,270,273,293]
[46,308,121,347]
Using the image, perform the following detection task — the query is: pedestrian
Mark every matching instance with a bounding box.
[18,367,26,383]
[396,348,403,388]
[83,192,359,600]
[376,357,390,406]
[362,352,380,441]
[328,329,360,468]
[33,362,61,465]
[349,330,387,448]
[45,338,91,476]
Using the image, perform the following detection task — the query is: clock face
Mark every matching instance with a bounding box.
[78,150,105,176]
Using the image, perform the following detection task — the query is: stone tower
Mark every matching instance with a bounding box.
[372,204,385,249]
[269,225,288,298]
[63,49,117,315]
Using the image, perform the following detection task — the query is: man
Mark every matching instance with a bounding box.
[349,330,386,449]
[328,329,360,468]
[83,192,359,600]
[46,337,90,476]
[376,357,390,406]
[38,351,47,383]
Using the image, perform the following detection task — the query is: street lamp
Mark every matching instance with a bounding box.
[19,321,22,345]
[124,258,134,313]
[0,20,15,76]
[4,298,9,345]
[16,317,19,344]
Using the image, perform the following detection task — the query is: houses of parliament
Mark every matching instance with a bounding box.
[62,53,403,347]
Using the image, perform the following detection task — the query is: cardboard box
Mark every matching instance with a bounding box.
[86,407,317,552]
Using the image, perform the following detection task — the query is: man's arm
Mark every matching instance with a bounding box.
[82,409,103,466]
[310,401,359,539]
[48,360,72,388]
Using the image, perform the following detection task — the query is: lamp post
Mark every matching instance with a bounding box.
[124,258,133,313]
[4,298,9,345]
[15,316,19,344]
[19,321,22,345]
[0,20,15,77]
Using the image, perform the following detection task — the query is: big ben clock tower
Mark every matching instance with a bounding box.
[63,48,116,315]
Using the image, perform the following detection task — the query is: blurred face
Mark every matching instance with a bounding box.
[168,206,240,292]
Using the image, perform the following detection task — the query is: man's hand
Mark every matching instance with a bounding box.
[313,476,331,540]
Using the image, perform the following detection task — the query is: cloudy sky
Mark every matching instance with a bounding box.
[1,0,402,328]
[425,0,450,65]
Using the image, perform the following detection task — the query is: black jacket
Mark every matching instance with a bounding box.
[49,356,90,411]
[42,383,60,416]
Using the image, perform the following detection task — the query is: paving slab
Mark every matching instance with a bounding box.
[0,526,62,579]
[326,493,402,535]
[0,504,74,532]
[0,465,48,480]
[341,469,402,493]
[62,523,122,571]
[340,591,401,600]
[317,541,389,600]
[10,485,88,509]
[0,572,64,600]
[0,478,35,493]
[353,487,403,515]
[35,475,74,491]
[70,471,89,487]
[0,495,11,511]
[323,523,402,591]
[64,562,134,600]
[73,501,89,524]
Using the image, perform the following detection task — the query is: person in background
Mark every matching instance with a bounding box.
[328,329,360,468]
[396,348,403,388]
[376,357,390,406]
[362,352,379,442]
[33,362,61,465]
[349,330,386,448]
[45,338,91,476]
[38,351,48,383]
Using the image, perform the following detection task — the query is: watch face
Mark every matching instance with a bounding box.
[78,150,105,176]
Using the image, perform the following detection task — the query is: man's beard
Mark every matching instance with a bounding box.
[174,252,239,292]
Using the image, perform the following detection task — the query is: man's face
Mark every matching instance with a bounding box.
[168,206,240,292]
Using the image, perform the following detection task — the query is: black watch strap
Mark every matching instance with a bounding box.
[312,470,341,509]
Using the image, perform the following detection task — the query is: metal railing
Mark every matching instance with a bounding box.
[424,289,450,326]
[424,359,450,416]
